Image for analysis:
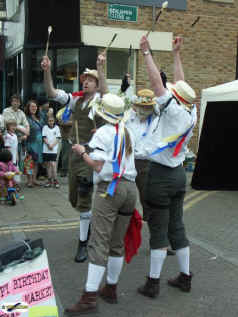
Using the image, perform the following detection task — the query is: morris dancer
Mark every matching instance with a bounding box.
[126,37,184,223]
[65,91,137,315]
[137,35,197,298]
[41,56,105,263]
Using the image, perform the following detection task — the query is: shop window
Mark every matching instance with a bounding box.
[56,49,79,93]
[107,48,136,96]
[31,49,53,99]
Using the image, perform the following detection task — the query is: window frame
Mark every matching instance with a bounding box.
[106,47,136,95]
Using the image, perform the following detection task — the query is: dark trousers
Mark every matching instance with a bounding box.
[144,162,189,250]
[61,139,71,173]
[135,159,149,220]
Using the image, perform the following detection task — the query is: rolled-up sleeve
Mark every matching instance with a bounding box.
[54,90,78,112]
[88,130,109,162]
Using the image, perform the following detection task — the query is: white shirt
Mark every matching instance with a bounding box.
[136,90,197,167]
[126,109,159,160]
[3,132,18,164]
[88,124,137,184]
[53,89,100,120]
[42,125,61,154]
[3,107,29,129]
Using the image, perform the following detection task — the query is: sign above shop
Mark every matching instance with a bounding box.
[108,4,138,22]
[97,0,186,10]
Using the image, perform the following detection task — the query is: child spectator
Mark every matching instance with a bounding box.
[23,151,35,188]
[42,116,61,188]
[0,149,19,203]
[3,120,18,165]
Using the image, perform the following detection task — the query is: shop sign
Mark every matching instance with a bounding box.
[98,0,187,11]
[108,4,138,22]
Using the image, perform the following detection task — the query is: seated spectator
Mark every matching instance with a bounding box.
[0,149,20,203]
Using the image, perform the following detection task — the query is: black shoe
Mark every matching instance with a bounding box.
[60,171,67,177]
[168,272,193,292]
[138,276,160,298]
[167,249,175,256]
[74,240,88,263]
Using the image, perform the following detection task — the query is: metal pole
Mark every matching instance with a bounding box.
[3,57,6,109]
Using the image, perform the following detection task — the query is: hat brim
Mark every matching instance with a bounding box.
[80,73,98,83]
[95,106,130,125]
[166,82,192,106]
[133,101,156,106]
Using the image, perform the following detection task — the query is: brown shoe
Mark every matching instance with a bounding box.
[137,277,160,298]
[99,283,117,304]
[168,272,193,292]
[64,291,98,315]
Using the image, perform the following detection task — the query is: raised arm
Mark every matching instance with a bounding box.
[173,37,185,82]
[140,36,166,97]
[41,56,57,98]
[96,54,108,97]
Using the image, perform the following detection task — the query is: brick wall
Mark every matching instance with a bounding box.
[81,0,238,153]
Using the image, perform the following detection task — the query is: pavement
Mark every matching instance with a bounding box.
[1,172,238,317]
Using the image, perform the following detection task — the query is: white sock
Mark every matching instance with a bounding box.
[150,249,167,279]
[85,263,105,292]
[79,211,91,241]
[176,246,190,275]
[107,256,124,284]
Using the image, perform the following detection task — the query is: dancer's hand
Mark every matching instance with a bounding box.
[41,56,51,71]
[97,54,106,69]
[72,144,85,155]
[140,36,151,54]
[173,37,183,52]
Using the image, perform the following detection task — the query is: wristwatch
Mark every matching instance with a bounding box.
[143,50,150,56]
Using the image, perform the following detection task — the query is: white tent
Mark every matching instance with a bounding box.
[199,80,238,137]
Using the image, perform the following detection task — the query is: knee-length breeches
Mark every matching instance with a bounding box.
[145,162,189,250]
[88,179,137,267]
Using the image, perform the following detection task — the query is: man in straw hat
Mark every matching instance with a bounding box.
[126,37,185,223]
[136,35,197,298]
[41,55,106,263]
[64,92,137,314]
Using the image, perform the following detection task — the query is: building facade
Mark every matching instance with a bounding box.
[2,0,238,152]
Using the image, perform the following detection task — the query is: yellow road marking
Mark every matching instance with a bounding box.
[0,221,80,231]
[184,190,202,202]
[0,191,218,235]
[184,191,217,211]
[0,225,80,235]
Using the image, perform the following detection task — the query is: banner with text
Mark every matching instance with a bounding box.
[0,250,58,317]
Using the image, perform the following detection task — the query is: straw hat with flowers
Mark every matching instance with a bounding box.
[132,89,157,107]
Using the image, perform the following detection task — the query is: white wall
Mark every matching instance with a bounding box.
[82,25,172,51]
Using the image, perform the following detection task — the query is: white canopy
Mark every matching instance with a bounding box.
[199,80,238,137]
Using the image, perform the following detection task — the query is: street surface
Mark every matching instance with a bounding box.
[0,173,238,317]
